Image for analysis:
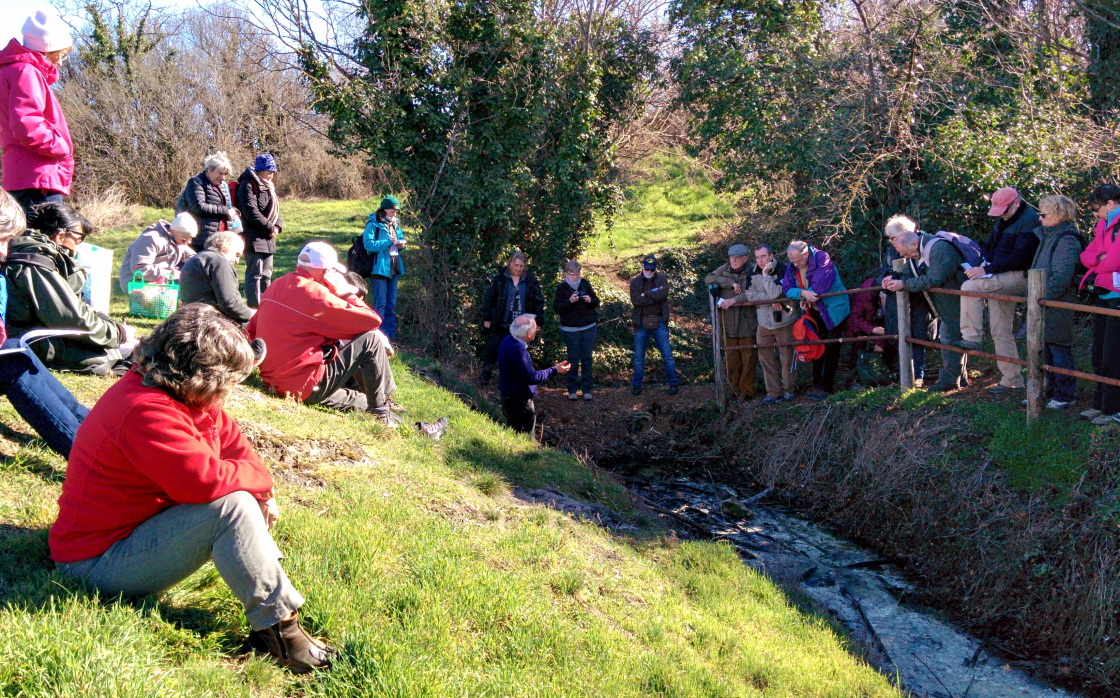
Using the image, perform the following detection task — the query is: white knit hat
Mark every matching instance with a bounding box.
[169,212,198,237]
[21,10,73,54]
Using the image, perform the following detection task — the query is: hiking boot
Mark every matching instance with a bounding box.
[385,398,407,414]
[416,417,448,441]
[782,392,795,401]
[631,385,642,396]
[567,392,578,401]
[807,388,828,401]
[926,381,957,393]
[247,613,336,674]
[369,405,402,428]
[760,395,779,406]
[954,339,982,351]
[583,392,593,401]
[1047,399,1075,410]
[1092,413,1120,426]
[1081,408,1102,420]
[986,384,1021,395]
[667,385,679,396]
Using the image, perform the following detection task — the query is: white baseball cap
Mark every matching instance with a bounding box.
[297,241,346,273]
[22,10,73,54]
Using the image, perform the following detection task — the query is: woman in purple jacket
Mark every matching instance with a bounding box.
[782,241,851,399]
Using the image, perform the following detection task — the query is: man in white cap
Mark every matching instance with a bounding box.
[957,186,1041,394]
[0,9,75,212]
[118,212,199,292]
[247,241,400,426]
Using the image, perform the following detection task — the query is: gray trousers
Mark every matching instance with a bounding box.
[56,491,304,631]
[244,251,274,308]
[304,330,397,412]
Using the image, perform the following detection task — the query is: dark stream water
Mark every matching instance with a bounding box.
[630,476,1076,698]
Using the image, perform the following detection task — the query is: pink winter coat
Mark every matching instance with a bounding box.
[0,39,73,196]
[1080,215,1120,294]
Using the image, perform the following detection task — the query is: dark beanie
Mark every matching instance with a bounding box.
[380,195,401,211]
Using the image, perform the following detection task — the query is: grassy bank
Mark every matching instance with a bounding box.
[0,205,901,696]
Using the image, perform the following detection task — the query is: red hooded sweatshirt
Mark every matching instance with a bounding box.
[0,38,73,195]
[49,369,273,563]
[247,268,382,400]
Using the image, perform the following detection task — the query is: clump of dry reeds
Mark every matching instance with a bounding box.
[72,186,142,232]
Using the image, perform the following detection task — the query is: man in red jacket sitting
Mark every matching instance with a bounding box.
[247,241,399,426]
[50,305,336,674]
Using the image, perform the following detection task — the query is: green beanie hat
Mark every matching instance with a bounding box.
[379,195,401,211]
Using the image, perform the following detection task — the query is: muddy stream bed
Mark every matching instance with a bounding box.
[624,475,1075,698]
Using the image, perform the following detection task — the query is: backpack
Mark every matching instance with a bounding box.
[346,235,375,277]
[856,351,894,386]
[792,314,825,363]
[932,231,986,269]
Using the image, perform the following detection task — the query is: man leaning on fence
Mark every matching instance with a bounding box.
[744,243,797,404]
[957,187,1040,394]
[705,244,759,400]
[883,227,969,393]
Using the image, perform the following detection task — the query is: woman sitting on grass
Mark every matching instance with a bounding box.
[0,189,88,457]
[50,304,336,674]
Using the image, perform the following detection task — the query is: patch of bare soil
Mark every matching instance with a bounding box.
[237,419,372,494]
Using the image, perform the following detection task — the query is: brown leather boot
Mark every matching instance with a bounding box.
[247,613,337,674]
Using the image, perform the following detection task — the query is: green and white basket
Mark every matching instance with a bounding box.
[127,272,180,319]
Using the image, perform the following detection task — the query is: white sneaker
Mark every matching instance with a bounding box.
[1091,413,1120,426]
[583,392,593,401]
[567,392,578,401]
[1082,408,1103,420]
[1047,399,1075,410]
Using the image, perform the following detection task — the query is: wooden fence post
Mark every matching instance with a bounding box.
[709,293,727,412]
[1026,269,1046,423]
[893,259,914,391]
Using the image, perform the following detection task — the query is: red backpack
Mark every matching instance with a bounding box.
[792,315,825,363]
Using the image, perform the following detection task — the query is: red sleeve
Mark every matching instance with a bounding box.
[309,286,383,340]
[117,404,273,505]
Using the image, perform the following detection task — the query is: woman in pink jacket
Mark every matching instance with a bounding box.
[0,10,74,212]
[1080,184,1120,424]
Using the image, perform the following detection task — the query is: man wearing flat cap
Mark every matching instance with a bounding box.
[629,254,679,396]
[958,186,1040,394]
[705,244,761,400]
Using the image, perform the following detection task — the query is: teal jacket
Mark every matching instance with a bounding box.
[361,213,405,278]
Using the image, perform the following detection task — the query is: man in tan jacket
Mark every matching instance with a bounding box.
[745,244,797,404]
[705,244,759,399]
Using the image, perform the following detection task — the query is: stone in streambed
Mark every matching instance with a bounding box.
[720,498,754,520]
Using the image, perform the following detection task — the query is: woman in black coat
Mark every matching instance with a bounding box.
[553,260,600,400]
[176,152,241,252]
[235,154,283,308]
[480,251,544,384]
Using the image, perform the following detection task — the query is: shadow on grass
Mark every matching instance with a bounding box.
[0,523,248,652]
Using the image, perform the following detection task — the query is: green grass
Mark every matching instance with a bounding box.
[0,201,900,696]
[587,153,738,261]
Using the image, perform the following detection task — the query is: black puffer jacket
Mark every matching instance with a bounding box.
[235,168,283,255]
[176,171,232,252]
[553,278,600,328]
[482,270,544,328]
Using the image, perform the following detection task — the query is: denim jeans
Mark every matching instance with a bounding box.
[0,340,88,457]
[561,326,596,393]
[243,251,273,308]
[632,321,678,388]
[369,275,399,340]
[57,491,304,631]
[1045,345,1076,403]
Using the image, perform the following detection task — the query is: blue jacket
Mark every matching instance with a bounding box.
[361,214,405,278]
[781,246,850,330]
[498,334,555,400]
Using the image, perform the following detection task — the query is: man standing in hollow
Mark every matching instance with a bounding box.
[705,244,760,400]
[745,243,797,404]
[629,254,679,396]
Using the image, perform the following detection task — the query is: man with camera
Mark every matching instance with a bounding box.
[706,244,761,400]
[744,244,797,404]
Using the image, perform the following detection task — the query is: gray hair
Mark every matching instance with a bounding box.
[787,240,809,256]
[895,230,921,252]
[884,214,917,239]
[204,151,232,174]
[0,189,26,241]
[509,314,537,340]
[135,304,256,408]
[1040,194,1077,224]
[563,259,581,274]
[206,230,243,254]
